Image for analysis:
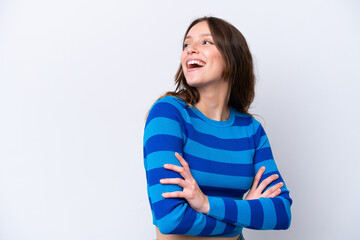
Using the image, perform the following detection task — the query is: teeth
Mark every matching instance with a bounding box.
[187,60,205,67]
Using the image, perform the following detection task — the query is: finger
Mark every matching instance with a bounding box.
[251,166,266,191]
[160,178,186,187]
[164,163,191,179]
[164,163,183,173]
[174,152,192,178]
[267,188,282,198]
[162,191,184,198]
[262,182,284,198]
[175,152,190,171]
[257,173,279,193]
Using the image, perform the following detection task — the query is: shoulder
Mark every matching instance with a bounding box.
[231,109,266,141]
[231,108,261,129]
[154,95,187,107]
[146,95,188,125]
[144,96,188,144]
[250,115,263,130]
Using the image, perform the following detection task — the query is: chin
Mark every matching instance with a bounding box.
[185,80,203,88]
[185,75,204,85]
[186,78,219,89]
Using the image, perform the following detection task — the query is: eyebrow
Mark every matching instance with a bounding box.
[185,33,212,39]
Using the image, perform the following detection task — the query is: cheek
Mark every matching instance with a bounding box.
[210,54,225,72]
[216,54,226,72]
[180,52,187,66]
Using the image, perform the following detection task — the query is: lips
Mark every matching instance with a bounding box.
[186,58,206,72]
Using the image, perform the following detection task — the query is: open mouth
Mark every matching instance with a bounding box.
[187,59,206,69]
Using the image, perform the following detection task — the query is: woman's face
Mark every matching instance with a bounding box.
[181,21,226,89]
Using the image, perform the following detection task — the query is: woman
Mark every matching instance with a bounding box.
[143,16,292,240]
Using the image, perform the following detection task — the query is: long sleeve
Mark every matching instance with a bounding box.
[206,119,292,230]
[143,100,237,236]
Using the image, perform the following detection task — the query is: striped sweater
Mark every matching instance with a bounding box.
[143,96,292,237]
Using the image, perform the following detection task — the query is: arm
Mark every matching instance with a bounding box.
[206,119,292,229]
[143,100,237,235]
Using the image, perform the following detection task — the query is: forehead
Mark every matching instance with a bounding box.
[186,21,211,39]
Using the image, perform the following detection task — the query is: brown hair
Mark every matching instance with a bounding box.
[147,16,256,118]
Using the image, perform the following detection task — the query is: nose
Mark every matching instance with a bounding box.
[187,44,199,54]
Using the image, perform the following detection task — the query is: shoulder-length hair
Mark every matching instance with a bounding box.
[149,16,256,116]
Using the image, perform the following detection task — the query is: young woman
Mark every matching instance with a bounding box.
[143,16,292,240]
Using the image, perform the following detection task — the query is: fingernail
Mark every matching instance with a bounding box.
[164,164,169,168]
[160,179,164,183]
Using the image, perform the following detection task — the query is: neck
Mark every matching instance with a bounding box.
[194,81,230,121]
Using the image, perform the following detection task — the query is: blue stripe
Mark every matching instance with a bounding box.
[186,107,203,120]
[223,223,236,233]
[144,134,183,156]
[261,198,277,229]
[186,123,255,151]
[211,219,226,235]
[248,200,264,229]
[281,192,292,205]
[254,147,273,164]
[223,198,238,224]
[146,102,178,126]
[236,200,251,227]
[191,170,254,190]
[199,216,216,235]
[152,198,183,220]
[253,123,264,145]
[233,115,253,126]
[272,198,289,229]
[189,122,257,140]
[146,102,187,135]
[257,135,270,148]
[148,183,182,203]
[184,139,255,164]
[200,185,248,198]
[145,151,181,171]
[184,153,254,176]
[186,119,254,140]
[169,205,197,234]
[255,159,278,173]
[147,167,182,187]
[144,117,184,143]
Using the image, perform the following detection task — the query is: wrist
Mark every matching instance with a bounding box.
[200,195,210,214]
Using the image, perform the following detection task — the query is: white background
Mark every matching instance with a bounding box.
[1,0,359,239]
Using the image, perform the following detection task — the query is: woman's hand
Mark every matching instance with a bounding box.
[160,152,210,214]
[245,166,284,200]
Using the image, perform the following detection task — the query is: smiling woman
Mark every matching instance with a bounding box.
[180,22,226,90]
[143,16,292,240]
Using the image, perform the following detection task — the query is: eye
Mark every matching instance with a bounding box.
[203,40,213,45]
[183,43,190,48]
